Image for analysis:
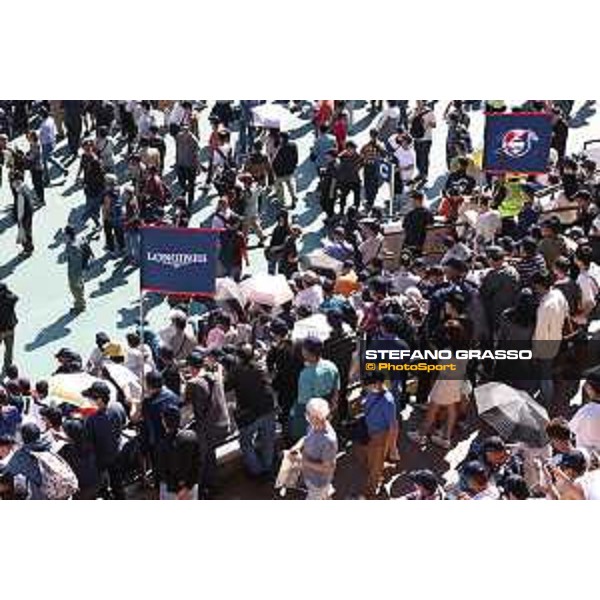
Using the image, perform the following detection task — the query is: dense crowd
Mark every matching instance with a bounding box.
[1,100,600,500]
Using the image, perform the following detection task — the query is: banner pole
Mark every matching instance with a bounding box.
[139,228,146,408]
[389,163,395,219]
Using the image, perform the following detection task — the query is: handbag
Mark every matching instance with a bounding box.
[265,243,286,263]
[349,397,376,445]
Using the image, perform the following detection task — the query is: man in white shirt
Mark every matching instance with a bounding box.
[474,196,502,249]
[387,133,415,193]
[39,106,68,184]
[570,372,600,452]
[574,245,600,318]
[532,271,569,404]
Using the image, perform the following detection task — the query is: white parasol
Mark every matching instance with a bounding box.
[48,372,117,409]
[239,273,294,307]
[215,277,246,306]
[251,103,303,131]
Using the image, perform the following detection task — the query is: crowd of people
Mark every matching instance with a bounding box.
[1,99,600,500]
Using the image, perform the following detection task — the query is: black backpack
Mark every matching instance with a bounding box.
[409,112,426,139]
[80,241,93,271]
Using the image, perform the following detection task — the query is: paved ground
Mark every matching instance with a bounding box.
[2,100,599,499]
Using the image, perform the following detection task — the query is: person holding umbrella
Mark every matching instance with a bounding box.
[570,370,600,453]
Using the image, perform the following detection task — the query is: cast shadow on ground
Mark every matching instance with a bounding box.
[61,180,83,197]
[295,158,317,193]
[289,121,314,141]
[116,293,164,330]
[25,310,79,351]
[89,259,137,299]
[349,110,377,136]
[0,253,29,280]
[83,253,112,280]
[294,196,322,228]
[0,208,15,235]
[570,100,597,129]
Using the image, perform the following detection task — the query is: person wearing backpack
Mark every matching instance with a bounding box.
[64,225,91,314]
[409,100,436,184]
[2,422,78,500]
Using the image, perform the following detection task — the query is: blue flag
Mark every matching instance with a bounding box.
[379,160,393,182]
[140,226,219,296]
[483,112,553,174]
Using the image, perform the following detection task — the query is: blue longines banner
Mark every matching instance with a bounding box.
[483,112,553,174]
[140,226,219,296]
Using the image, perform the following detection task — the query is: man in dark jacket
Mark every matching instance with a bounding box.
[183,352,230,496]
[323,310,357,422]
[156,405,201,500]
[63,100,84,159]
[272,132,299,208]
[142,370,180,472]
[266,319,304,443]
[480,246,520,336]
[226,345,277,478]
[83,381,127,499]
[335,141,362,214]
[0,283,18,376]
[403,190,434,255]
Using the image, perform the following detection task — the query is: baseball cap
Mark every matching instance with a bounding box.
[409,469,439,494]
[103,342,125,359]
[269,318,289,337]
[186,352,206,368]
[82,381,111,402]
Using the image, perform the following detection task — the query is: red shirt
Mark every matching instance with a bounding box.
[332,118,348,152]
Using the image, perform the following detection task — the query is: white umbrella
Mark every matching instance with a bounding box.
[215,277,245,306]
[239,274,294,307]
[301,249,343,274]
[292,313,332,342]
[48,373,117,409]
[251,103,303,131]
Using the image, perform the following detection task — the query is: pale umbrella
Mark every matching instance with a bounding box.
[239,274,294,307]
[215,277,245,306]
[48,372,117,410]
[251,103,303,130]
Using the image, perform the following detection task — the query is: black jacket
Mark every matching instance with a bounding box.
[85,403,126,470]
[59,441,101,494]
[272,142,299,177]
[156,429,201,493]
[0,287,18,331]
[226,362,276,428]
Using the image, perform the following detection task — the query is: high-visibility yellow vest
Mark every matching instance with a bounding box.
[499,181,527,218]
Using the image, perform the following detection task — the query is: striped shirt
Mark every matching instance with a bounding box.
[516,253,547,287]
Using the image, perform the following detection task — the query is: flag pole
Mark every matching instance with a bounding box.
[139,228,146,411]
[389,163,395,219]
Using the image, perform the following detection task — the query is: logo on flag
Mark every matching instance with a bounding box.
[379,161,393,182]
[501,129,539,159]
[140,227,219,296]
[484,113,553,174]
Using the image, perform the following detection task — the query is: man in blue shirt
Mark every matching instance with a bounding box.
[360,371,398,499]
